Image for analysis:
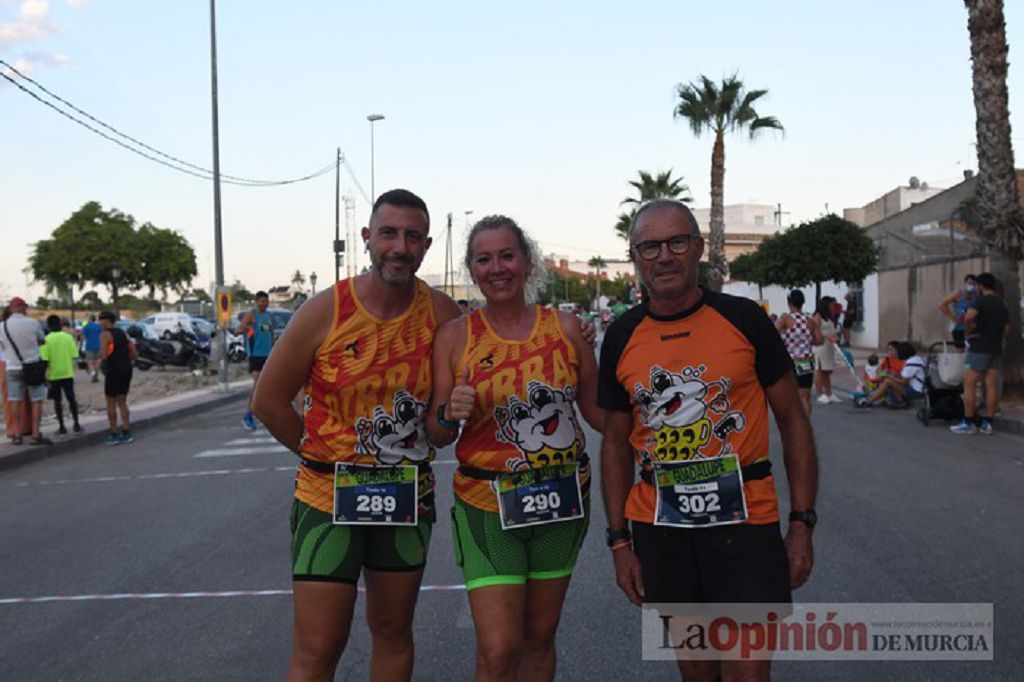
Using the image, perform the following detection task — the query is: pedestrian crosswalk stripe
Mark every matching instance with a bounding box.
[225,437,278,445]
[194,445,290,458]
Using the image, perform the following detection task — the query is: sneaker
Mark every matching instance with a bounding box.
[119,430,134,444]
[829,394,843,404]
[57,426,67,436]
[105,433,120,446]
[978,420,994,435]
[949,420,978,435]
[816,394,831,405]
[854,397,869,408]
[242,412,257,431]
[73,424,83,433]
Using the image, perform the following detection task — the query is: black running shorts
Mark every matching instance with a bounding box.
[248,356,267,373]
[632,521,792,605]
[104,366,133,397]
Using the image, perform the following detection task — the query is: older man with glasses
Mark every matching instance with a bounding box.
[598,199,818,682]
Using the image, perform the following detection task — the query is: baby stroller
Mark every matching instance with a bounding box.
[916,342,964,426]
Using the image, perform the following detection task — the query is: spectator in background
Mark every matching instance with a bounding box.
[855,342,925,408]
[41,315,81,435]
[1,305,31,442]
[99,310,137,445]
[951,273,1009,435]
[938,274,979,350]
[809,296,840,404]
[777,289,815,415]
[81,314,103,382]
[841,291,858,347]
[0,297,49,445]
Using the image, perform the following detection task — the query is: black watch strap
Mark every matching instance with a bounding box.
[605,527,632,547]
[789,509,817,528]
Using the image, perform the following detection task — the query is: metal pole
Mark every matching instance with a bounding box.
[369,121,375,203]
[209,0,227,391]
[335,147,341,283]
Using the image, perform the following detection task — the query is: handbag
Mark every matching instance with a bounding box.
[3,320,47,386]
[937,342,965,386]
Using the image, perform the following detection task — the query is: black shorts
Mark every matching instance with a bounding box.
[794,371,813,389]
[632,521,791,604]
[104,366,133,397]
[248,356,267,373]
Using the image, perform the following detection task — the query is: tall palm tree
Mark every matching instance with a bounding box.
[613,169,692,241]
[964,0,1023,383]
[674,74,783,291]
[588,255,607,300]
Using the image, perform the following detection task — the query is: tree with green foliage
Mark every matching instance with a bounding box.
[674,74,783,291]
[613,170,692,242]
[136,223,197,301]
[588,256,607,300]
[729,215,878,303]
[964,0,1023,384]
[291,270,306,290]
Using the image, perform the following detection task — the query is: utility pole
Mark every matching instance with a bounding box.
[209,0,227,392]
[343,195,356,277]
[444,213,453,296]
[334,147,342,283]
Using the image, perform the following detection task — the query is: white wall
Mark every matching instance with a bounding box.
[723,273,880,350]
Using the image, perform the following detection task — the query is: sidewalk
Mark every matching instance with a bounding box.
[0,380,250,472]
[827,345,1024,435]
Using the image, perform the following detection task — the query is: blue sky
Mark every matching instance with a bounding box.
[1,0,1021,302]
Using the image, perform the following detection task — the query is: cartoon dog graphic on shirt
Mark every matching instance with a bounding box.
[634,365,745,461]
[494,381,585,470]
[355,390,435,465]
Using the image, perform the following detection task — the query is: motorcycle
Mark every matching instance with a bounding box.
[131,326,210,371]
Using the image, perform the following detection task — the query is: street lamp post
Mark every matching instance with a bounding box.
[310,272,318,295]
[366,114,385,202]
[111,265,121,316]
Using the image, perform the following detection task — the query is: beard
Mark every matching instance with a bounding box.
[373,253,418,286]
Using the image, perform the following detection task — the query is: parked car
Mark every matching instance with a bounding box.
[138,312,195,339]
[190,316,214,336]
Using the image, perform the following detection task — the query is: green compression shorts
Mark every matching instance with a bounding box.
[290,499,432,584]
[451,495,590,591]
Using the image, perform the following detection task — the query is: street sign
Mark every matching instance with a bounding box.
[217,288,232,328]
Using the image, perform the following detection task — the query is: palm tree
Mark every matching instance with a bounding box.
[964,0,1023,383]
[613,169,692,241]
[291,269,306,290]
[674,74,783,291]
[588,256,607,301]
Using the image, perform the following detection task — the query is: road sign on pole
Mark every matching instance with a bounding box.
[217,288,232,329]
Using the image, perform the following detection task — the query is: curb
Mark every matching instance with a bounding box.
[0,390,247,473]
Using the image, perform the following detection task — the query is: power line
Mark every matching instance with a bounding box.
[0,59,336,187]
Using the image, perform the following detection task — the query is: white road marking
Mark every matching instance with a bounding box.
[0,584,465,605]
[194,445,290,458]
[225,437,279,445]
[11,466,296,487]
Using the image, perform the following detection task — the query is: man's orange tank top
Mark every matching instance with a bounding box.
[454,306,589,512]
[295,277,437,515]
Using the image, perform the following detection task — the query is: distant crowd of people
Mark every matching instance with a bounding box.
[2,298,136,447]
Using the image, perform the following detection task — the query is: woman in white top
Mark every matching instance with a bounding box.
[856,342,926,407]
[809,296,840,404]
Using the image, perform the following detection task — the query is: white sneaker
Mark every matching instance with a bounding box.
[829,394,842,403]
[816,395,831,405]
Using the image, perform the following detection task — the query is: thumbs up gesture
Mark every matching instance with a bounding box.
[446,366,475,421]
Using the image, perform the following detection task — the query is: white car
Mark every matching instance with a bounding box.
[139,312,195,339]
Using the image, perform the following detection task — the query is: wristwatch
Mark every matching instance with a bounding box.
[789,509,818,529]
[437,402,460,429]
[605,527,632,547]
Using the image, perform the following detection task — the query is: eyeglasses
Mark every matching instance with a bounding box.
[631,235,698,261]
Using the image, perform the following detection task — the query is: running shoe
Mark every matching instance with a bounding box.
[949,420,977,435]
[119,430,134,444]
[73,424,83,433]
[816,394,831,405]
[242,412,257,431]
[978,420,994,435]
[56,426,67,436]
[829,394,843,403]
[105,433,120,446]
[854,397,869,408]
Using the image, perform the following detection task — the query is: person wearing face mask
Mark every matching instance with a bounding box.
[939,274,979,350]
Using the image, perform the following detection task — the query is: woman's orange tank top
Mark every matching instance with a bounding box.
[454,306,588,512]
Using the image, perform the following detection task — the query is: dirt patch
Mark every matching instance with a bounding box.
[38,362,252,424]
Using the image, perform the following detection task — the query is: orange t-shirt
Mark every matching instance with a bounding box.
[598,291,793,525]
[295,277,437,516]
[454,306,589,512]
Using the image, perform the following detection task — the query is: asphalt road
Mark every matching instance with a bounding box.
[1,399,1022,681]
